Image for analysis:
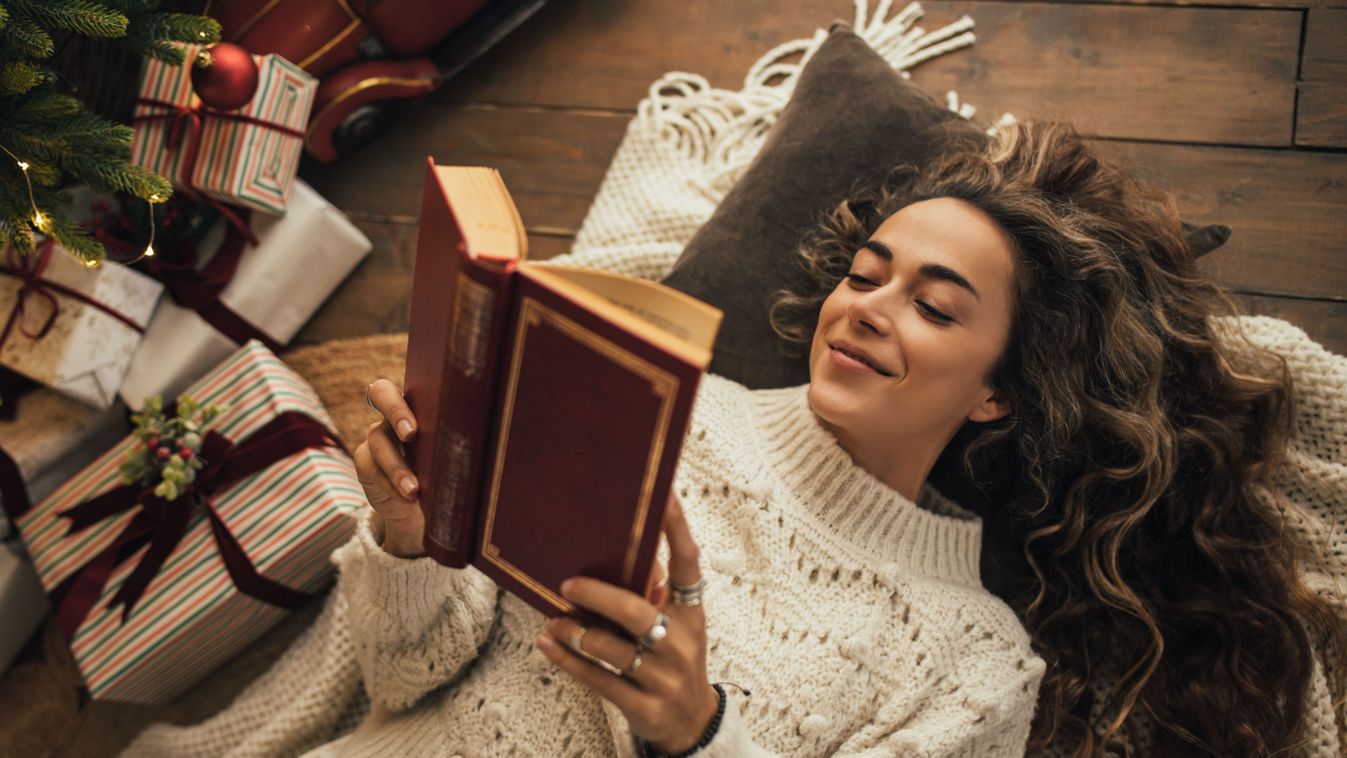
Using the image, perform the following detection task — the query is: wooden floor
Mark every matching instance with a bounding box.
[293,0,1347,356]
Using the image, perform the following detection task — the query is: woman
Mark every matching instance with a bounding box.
[124,121,1343,757]
[767,121,1347,756]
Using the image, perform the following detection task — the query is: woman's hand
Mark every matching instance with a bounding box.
[537,495,719,754]
[354,378,425,558]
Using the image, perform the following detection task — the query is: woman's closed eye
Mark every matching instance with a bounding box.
[843,272,955,325]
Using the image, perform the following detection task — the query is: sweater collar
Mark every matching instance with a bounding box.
[748,384,983,588]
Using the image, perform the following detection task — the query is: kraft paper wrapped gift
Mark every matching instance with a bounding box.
[117,180,372,410]
[0,540,47,673]
[11,340,365,703]
[129,45,315,215]
[0,242,163,409]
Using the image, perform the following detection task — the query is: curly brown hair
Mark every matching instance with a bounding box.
[770,120,1346,756]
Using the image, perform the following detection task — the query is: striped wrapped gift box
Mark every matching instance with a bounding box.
[129,46,316,216]
[13,340,365,704]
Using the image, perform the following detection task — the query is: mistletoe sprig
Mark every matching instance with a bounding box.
[119,394,221,501]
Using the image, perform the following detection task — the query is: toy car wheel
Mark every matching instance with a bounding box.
[331,104,392,157]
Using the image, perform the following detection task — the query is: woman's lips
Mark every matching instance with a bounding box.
[828,343,894,376]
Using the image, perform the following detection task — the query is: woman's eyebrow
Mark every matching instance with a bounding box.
[862,240,981,302]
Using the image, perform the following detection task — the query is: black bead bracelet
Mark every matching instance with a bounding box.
[640,683,727,758]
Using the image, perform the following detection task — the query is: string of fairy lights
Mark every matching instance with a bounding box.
[1,142,160,268]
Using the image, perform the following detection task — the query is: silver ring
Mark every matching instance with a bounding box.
[626,652,643,675]
[670,577,707,607]
[634,612,668,652]
[365,382,379,413]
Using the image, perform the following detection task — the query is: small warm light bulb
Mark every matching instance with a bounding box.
[144,245,156,258]
[17,161,28,171]
[31,211,45,229]
[84,258,102,269]
[150,193,162,203]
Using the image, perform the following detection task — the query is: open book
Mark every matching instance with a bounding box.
[403,160,722,617]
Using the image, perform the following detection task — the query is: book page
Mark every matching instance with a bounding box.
[521,263,721,365]
[434,166,528,261]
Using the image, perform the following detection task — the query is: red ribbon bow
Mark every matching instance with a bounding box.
[131,95,306,247]
[0,239,146,353]
[139,220,283,352]
[48,409,343,641]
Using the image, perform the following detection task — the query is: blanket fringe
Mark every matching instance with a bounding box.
[636,1,992,195]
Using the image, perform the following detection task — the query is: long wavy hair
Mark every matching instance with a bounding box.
[770,120,1346,756]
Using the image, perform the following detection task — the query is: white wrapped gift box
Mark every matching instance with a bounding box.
[118,180,371,409]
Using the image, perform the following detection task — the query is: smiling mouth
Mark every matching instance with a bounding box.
[829,344,895,376]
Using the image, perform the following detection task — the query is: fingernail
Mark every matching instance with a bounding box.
[560,579,575,596]
[537,633,555,653]
[399,476,417,498]
[397,419,414,439]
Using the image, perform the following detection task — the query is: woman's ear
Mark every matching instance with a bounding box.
[967,386,1011,424]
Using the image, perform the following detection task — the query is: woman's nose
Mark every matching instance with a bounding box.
[847,289,892,336]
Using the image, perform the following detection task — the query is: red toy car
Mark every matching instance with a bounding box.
[208,0,547,161]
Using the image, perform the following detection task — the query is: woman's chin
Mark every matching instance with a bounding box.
[807,382,859,431]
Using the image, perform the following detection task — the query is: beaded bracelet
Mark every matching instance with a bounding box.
[639,683,727,758]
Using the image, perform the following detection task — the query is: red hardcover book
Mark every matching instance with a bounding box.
[403,160,722,617]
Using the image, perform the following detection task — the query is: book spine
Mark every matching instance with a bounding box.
[419,260,514,567]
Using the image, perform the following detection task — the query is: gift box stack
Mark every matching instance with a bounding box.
[0,40,374,697]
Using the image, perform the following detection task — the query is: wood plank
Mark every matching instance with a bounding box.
[1233,294,1347,356]
[1061,0,1346,11]
[1297,9,1347,148]
[1092,140,1347,300]
[913,3,1301,146]
[292,219,572,345]
[430,0,1301,146]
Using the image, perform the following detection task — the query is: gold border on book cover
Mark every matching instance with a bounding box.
[481,297,676,614]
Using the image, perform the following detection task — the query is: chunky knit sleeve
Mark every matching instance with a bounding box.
[330,509,500,712]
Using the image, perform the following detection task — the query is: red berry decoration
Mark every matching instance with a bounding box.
[179,448,193,460]
[190,42,259,111]
[157,447,171,460]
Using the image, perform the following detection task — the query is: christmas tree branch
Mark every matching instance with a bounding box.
[0,0,219,263]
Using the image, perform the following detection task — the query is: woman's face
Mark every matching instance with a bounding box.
[808,197,1018,447]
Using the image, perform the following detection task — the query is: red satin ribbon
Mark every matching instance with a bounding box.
[138,219,282,352]
[131,96,306,247]
[0,367,36,421]
[0,368,39,521]
[47,410,343,641]
[0,443,30,524]
[0,240,146,353]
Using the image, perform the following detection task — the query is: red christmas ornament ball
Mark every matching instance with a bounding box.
[156,447,172,460]
[191,42,259,111]
[179,447,193,460]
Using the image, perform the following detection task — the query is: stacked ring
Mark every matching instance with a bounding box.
[670,577,707,607]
